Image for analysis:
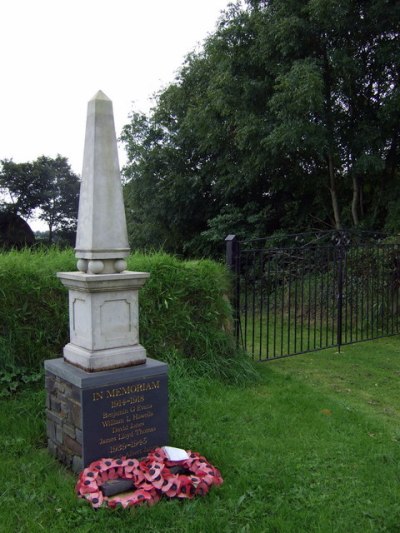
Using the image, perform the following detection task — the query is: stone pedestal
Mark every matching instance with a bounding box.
[57,271,149,372]
[45,358,168,473]
[45,91,169,473]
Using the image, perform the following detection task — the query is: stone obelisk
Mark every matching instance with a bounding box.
[44,92,168,472]
[58,90,149,372]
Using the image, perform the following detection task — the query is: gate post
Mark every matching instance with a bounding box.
[225,235,241,345]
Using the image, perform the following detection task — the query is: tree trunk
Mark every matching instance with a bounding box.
[328,152,341,229]
[48,224,53,245]
[322,44,341,230]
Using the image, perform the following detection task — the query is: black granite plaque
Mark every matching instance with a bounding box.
[82,373,168,465]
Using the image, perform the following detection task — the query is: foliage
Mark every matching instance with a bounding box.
[121,0,400,256]
[0,155,80,244]
[0,366,43,398]
[0,248,256,383]
[1,338,400,531]
[34,156,80,244]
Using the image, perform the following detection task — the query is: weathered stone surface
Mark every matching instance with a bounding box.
[63,423,76,439]
[64,435,82,456]
[69,400,82,428]
[55,423,64,445]
[58,272,149,371]
[46,420,56,441]
[46,409,64,425]
[75,91,130,265]
[45,373,56,392]
[72,455,83,474]
[75,429,83,444]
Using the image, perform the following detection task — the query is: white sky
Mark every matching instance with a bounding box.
[0,0,232,177]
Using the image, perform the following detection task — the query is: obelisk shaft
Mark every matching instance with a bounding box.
[75,90,129,268]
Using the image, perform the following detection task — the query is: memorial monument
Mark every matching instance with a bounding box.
[45,91,168,472]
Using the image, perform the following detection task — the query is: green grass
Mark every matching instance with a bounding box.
[242,309,400,360]
[1,337,400,532]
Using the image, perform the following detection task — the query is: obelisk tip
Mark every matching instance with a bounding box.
[90,90,111,102]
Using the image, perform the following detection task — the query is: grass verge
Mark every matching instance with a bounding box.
[1,337,400,532]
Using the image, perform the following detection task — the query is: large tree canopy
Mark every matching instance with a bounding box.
[0,155,80,244]
[121,0,400,256]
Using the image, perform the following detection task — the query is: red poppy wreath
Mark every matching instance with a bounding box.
[76,447,223,509]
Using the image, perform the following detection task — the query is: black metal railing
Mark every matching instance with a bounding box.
[226,231,400,360]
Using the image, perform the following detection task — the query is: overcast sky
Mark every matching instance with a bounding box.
[0,0,232,180]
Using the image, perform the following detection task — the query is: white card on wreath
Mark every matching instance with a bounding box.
[162,446,190,461]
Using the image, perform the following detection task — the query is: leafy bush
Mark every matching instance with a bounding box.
[0,248,257,384]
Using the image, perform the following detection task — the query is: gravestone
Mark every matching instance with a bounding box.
[44,91,168,472]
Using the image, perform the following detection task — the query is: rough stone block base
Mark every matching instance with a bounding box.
[44,357,168,473]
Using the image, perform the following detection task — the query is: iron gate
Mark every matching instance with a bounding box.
[226,231,400,361]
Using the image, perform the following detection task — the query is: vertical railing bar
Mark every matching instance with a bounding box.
[259,250,263,361]
[337,244,343,352]
[251,251,256,357]
[332,246,336,346]
[354,246,360,342]
[389,246,393,335]
[386,246,390,335]
[320,250,324,349]
[313,247,318,350]
[382,245,385,336]
[370,244,373,339]
[326,247,330,347]
[376,245,380,337]
[294,257,298,354]
[307,252,311,352]
[391,246,395,335]
[280,255,285,356]
[300,251,305,352]
[349,247,354,343]
[344,246,348,344]
[287,255,292,355]
[374,246,385,338]
[396,246,400,333]
[266,252,271,360]
[273,254,278,358]
[244,251,249,355]
[367,244,371,340]
[360,246,364,341]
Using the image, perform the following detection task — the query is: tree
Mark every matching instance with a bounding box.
[0,159,44,218]
[263,0,400,229]
[0,155,80,244]
[121,0,400,256]
[34,156,80,244]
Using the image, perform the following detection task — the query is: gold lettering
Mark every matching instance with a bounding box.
[135,426,156,436]
[101,418,125,428]
[105,380,161,399]
[99,436,117,445]
[102,408,129,419]
[92,391,104,401]
[109,438,147,455]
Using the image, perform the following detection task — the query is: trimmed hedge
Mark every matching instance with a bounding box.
[0,249,256,383]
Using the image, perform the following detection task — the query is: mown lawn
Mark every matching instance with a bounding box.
[1,337,400,532]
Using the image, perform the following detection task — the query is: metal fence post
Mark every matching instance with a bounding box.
[225,235,241,345]
[337,243,345,352]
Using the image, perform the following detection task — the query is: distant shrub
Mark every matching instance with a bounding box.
[0,248,257,383]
